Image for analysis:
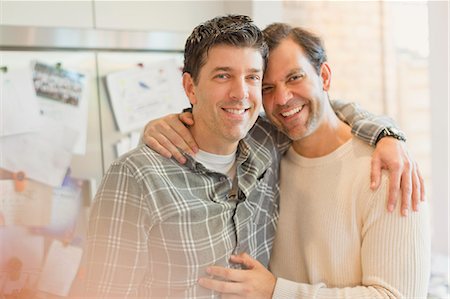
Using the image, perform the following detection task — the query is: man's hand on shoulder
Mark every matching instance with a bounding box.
[143,112,198,164]
[371,137,425,216]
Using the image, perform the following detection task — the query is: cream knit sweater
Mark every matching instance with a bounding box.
[270,138,431,298]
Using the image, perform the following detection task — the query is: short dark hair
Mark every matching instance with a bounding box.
[263,23,327,75]
[183,15,268,84]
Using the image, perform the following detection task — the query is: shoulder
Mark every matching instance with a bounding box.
[337,138,374,179]
[108,144,179,179]
[349,137,375,159]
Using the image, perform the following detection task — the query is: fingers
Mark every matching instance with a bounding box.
[416,163,426,201]
[145,137,172,158]
[168,121,198,156]
[198,277,241,295]
[399,159,412,217]
[387,163,402,213]
[411,162,421,212]
[229,253,257,270]
[205,266,246,282]
[146,131,187,164]
[199,255,275,299]
[370,155,382,190]
[143,114,199,164]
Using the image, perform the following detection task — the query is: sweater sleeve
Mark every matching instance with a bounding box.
[272,175,431,299]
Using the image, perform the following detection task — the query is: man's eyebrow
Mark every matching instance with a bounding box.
[263,68,304,84]
[286,68,303,78]
[211,67,263,73]
[248,68,263,73]
[212,67,232,73]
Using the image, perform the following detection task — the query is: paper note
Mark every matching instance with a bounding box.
[33,61,90,155]
[0,117,78,187]
[114,131,141,157]
[106,59,188,133]
[37,240,83,297]
[0,180,53,226]
[0,68,42,137]
[46,178,82,235]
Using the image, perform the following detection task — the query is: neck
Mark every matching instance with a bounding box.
[292,107,352,158]
[189,124,238,155]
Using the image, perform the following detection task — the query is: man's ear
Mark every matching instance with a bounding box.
[182,73,197,105]
[320,62,331,91]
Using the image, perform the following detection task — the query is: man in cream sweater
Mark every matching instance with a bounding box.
[197,23,431,298]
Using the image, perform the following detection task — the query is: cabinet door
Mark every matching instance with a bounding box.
[94,1,225,32]
[1,1,93,28]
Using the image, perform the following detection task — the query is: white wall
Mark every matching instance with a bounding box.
[428,0,449,256]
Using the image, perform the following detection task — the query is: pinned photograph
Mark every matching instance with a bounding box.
[32,62,85,107]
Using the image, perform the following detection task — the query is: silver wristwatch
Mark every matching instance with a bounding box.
[376,127,407,143]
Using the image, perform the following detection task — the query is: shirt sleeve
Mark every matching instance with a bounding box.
[85,161,151,298]
[272,175,431,299]
[331,100,403,146]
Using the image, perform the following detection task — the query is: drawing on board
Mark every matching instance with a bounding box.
[105,59,188,133]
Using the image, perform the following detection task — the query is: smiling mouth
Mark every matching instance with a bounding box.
[223,108,250,115]
[281,105,304,117]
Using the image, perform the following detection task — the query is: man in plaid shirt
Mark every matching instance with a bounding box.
[86,15,419,299]
[86,15,283,298]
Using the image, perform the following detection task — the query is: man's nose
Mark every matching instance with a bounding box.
[274,85,293,105]
[229,78,249,101]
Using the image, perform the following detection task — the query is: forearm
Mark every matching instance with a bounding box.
[331,100,404,146]
[272,278,402,299]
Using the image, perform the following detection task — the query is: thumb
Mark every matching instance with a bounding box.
[230,253,257,270]
[179,112,194,126]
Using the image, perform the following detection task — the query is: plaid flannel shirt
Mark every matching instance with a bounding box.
[85,118,285,298]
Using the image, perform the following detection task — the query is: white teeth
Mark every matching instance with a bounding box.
[224,108,246,115]
[281,106,303,117]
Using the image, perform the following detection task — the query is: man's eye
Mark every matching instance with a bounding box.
[262,86,273,94]
[247,75,261,81]
[288,73,304,82]
[215,74,229,79]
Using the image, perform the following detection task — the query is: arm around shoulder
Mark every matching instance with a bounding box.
[331,100,404,146]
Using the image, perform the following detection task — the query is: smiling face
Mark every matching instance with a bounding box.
[262,38,331,141]
[183,45,264,154]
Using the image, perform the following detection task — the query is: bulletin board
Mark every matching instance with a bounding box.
[0,25,188,298]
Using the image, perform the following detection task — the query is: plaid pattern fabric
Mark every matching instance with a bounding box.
[331,100,403,146]
[85,117,284,298]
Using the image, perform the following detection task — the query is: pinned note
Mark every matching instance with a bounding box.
[37,240,83,297]
[0,180,53,226]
